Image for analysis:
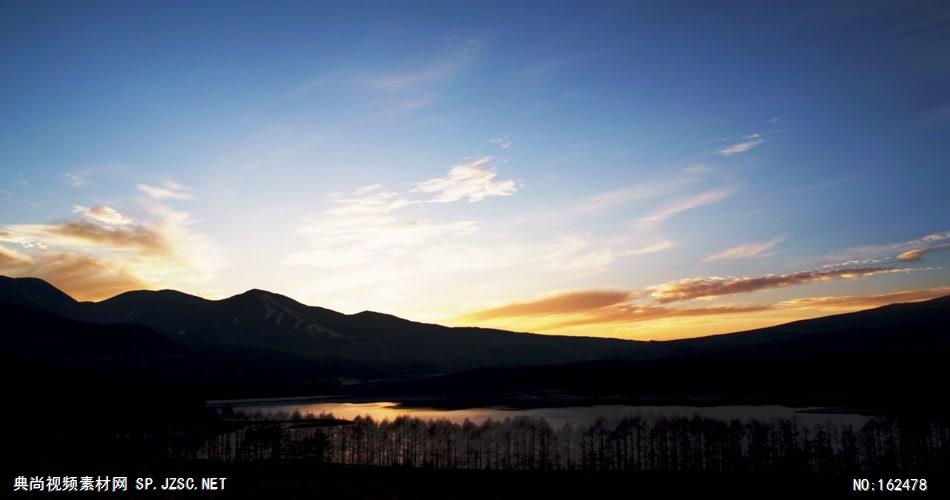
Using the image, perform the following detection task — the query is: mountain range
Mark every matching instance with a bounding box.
[2,275,948,408]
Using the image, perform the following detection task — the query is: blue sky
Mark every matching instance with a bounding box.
[2,1,949,339]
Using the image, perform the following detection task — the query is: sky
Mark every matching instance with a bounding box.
[1,0,949,340]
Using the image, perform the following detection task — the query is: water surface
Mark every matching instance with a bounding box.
[231,401,870,428]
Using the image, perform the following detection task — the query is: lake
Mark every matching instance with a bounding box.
[213,399,871,428]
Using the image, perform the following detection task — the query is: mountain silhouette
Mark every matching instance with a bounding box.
[84,283,652,374]
[2,275,949,408]
[0,275,105,323]
[368,296,950,409]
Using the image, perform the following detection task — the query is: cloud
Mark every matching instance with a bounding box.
[636,188,735,228]
[545,303,772,330]
[620,239,676,256]
[362,37,482,92]
[462,290,634,322]
[718,136,764,156]
[285,155,521,271]
[458,287,769,330]
[0,250,146,301]
[568,165,710,217]
[458,284,949,333]
[817,231,950,265]
[0,195,224,300]
[52,221,169,253]
[414,157,518,203]
[0,244,33,268]
[537,233,621,273]
[287,183,479,268]
[775,287,950,310]
[63,165,120,188]
[286,159,518,270]
[3,219,169,255]
[896,242,950,262]
[295,38,484,115]
[64,172,89,188]
[702,235,788,262]
[489,136,513,149]
[72,205,134,226]
[137,181,194,200]
[649,267,902,303]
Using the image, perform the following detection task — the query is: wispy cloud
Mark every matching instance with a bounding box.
[414,156,518,203]
[293,38,484,116]
[620,239,676,256]
[567,165,710,217]
[458,284,948,333]
[64,172,90,188]
[63,165,120,188]
[489,136,513,149]
[286,184,479,268]
[362,37,483,92]
[775,287,950,310]
[1,189,16,205]
[287,158,518,272]
[457,288,768,330]
[0,244,33,268]
[718,135,764,156]
[137,181,194,200]
[636,188,735,228]
[462,290,634,322]
[702,235,788,262]
[817,231,950,266]
[649,267,902,303]
[545,303,772,330]
[897,241,950,262]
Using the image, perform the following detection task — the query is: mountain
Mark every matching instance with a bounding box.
[84,284,653,374]
[2,275,949,407]
[365,296,950,409]
[0,302,385,399]
[0,275,105,323]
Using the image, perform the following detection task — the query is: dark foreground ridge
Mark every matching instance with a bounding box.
[2,275,949,408]
[2,275,949,497]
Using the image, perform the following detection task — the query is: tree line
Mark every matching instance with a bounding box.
[185,411,948,474]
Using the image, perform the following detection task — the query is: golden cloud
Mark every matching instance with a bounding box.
[543,303,772,330]
[72,205,134,225]
[1,201,222,301]
[775,288,950,310]
[459,285,949,335]
[0,245,34,268]
[896,243,950,262]
[46,220,171,254]
[649,267,898,303]
[462,290,634,321]
[0,250,146,301]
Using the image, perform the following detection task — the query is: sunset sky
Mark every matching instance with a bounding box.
[2,1,949,340]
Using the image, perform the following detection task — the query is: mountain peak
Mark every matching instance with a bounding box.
[106,288,205,301]
[0,275,75,301]
[228,288,296,304]
[0,275,103,322]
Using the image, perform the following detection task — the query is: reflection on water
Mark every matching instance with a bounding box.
[234,401,869,428]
